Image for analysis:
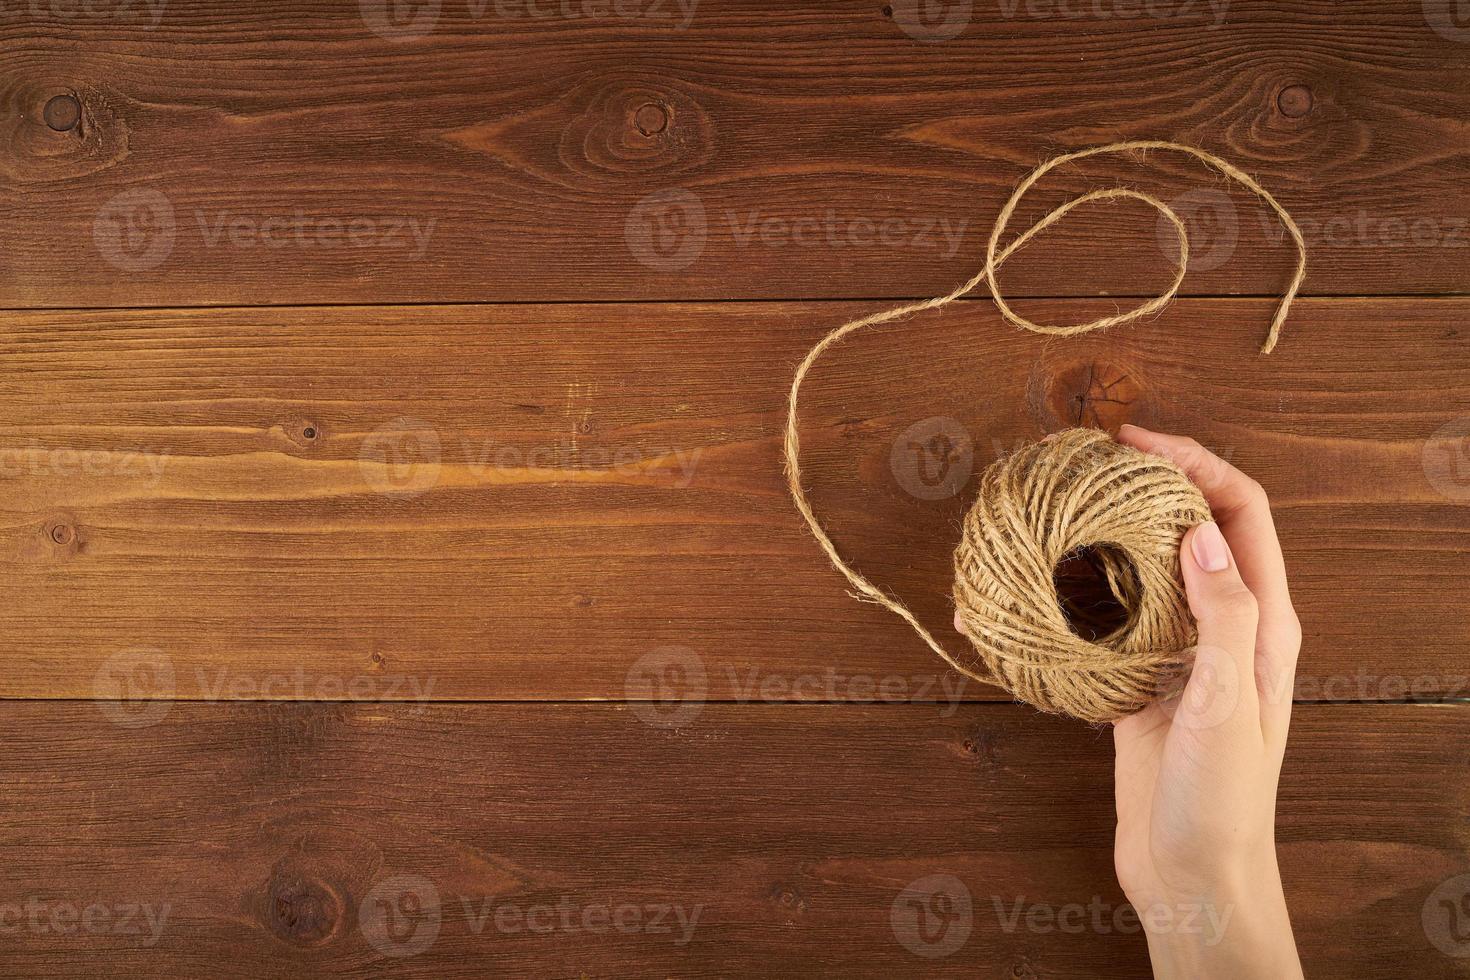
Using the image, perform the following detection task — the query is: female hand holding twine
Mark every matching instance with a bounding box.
[1107,424,1303,979]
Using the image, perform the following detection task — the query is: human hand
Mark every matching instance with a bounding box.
[1110,424,1303,979]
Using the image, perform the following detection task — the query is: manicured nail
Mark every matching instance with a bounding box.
[1191,521,1230,572]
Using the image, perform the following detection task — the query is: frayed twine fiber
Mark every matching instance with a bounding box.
[783,140,1307,723]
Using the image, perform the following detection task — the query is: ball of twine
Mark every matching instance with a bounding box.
[783,140,1307,723]
[952,429,1211,723]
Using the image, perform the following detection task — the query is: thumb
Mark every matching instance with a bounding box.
[1173,521,1260,732]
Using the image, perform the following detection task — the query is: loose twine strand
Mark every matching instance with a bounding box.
[782,140,1307,687]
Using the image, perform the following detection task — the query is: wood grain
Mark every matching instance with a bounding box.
[2,1,1469,306]
[0,701,1463,977]
[1,297,1467,702]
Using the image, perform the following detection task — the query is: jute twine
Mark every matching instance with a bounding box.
[783,140,1307,723]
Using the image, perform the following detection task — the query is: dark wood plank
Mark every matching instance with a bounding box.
[0,297,1466,702]
[2,1,1468,306]
[0,701,1462,977]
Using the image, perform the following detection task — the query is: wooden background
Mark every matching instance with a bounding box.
[2,1,1469,975]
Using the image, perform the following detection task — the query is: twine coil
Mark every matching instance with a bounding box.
[783,140,1307,723]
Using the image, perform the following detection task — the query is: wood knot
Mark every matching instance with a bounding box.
[0,79,127,182]
[633,101,670,137]
[1276,84,1313,118]
[769,883,807,921]
[282,418,324,448]
[1031,359,1147,432]
[958,728,1000,764]
[557,76,713,179]
[43,94,81,132]
[265,874,341,946]
[40,517,83,560]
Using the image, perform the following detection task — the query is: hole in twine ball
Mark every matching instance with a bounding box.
[1053,542,1137,643]
[953,429,1211,724]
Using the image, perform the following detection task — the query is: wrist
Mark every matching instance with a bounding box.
[1133,865,1301,980]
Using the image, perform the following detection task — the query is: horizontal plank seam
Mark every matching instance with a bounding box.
[2,697,1465,708]
[4,293,1470,316]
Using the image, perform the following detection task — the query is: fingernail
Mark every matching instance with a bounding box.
[953,610,965,634]
[1119,423,1141,436]
[1190,520,1230,572]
